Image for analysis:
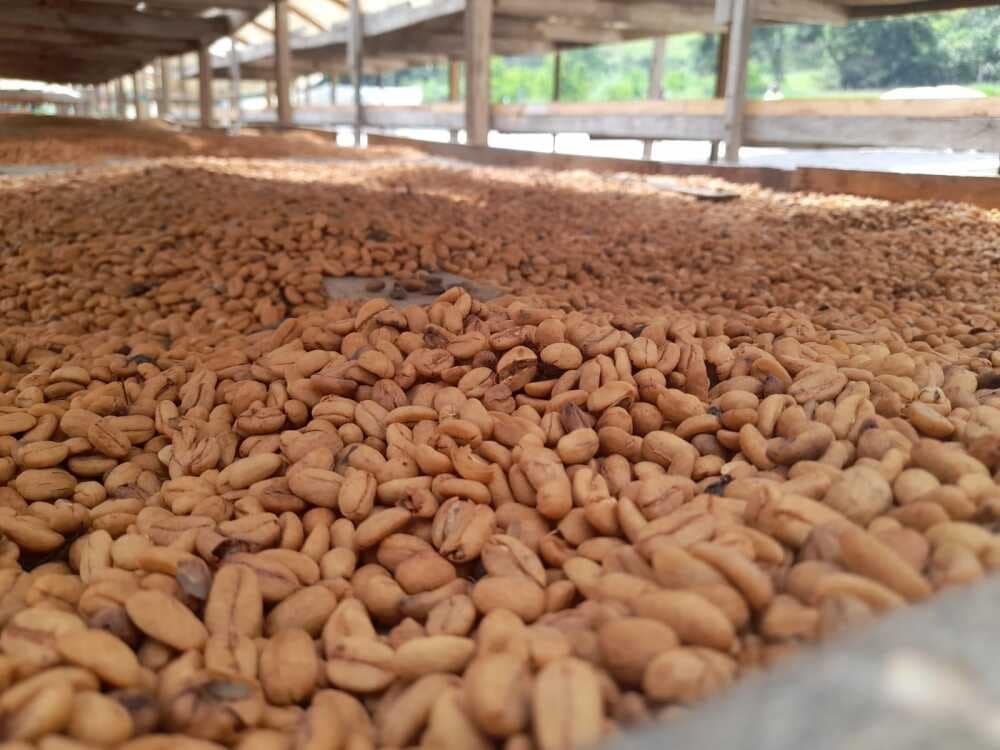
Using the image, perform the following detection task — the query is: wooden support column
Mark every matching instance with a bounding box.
[642,37,667,160]
[274,0,293,128]
[464,0,493,147]
[267,81,276,110]
[448,59,460,143]
[229,37,242,135]
[722,0,752,163]
[348,0,363,144]
[198,44,214,128]
[551,51,562,152]
[552,51,562,101]
[132,71,146,119]
[114,78,127,118]
[176,57,187,121]
[709,32,730,162]
[157,58,171,119]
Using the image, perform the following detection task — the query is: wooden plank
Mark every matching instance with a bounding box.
[367,133,1000,211]
[492,106,723,140]
[755,0,846,24]
[745,114,1000,151]
[198,44,214,127]
[358,0,465,38]
[748,97,1000,118]
[348,0,364,141]
[792,168,1000,210]
[465,0,493,146]
[275,0,294,128]
[367,133,789,187]
[722,0,752,163]
[0,90,78,106]
[494,0,717,32]
[489,96,999,119]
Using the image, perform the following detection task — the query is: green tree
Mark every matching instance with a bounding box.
[822,17,942,89]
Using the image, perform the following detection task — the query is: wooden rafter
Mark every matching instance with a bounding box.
[289,2,327,30]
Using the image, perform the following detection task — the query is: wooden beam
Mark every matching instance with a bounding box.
[348,0,363,142]
[721,0,752,163]
[0,4,229,43]
[848,0,1000,18]
[275,0,294,127]
[754,0,845,24]
[465,0,493,147]
[642,37,667,160]
[493,0,716,32]
[289,2,327,30]
[87,0,268,10]
[158,58,171,118]
[0,26,190,56]
[199,44,214,127]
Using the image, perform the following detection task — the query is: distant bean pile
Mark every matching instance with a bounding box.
[1,156,1000,750]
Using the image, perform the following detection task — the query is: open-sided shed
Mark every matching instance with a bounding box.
[1,0,998,162]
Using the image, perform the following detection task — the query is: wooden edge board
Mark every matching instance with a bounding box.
[365,133,1000,210]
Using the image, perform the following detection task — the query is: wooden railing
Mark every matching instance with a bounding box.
[234,97,1000,152]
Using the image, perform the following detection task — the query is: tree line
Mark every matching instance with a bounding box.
[389,8,1000,103]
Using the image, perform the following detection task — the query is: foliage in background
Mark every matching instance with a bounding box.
[388,8,1000,103]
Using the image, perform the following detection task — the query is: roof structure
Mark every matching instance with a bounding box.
[3,0,998,85]
[0,0,271,84]
[180,0,1000,81]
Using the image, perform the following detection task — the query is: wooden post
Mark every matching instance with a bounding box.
[348,0,363,144]
[267,81,276,110]
[158,58,171,119]
[114,78,127,118]
[722,0,752,163]
[552,51,562,101]
[551,51,562,152]
[448,60,461,143]
[642,37,667,160]
[229,37,242,135]
[132,72,146,119]
[198,44,214,128]
[175,57,186,122]
[275,0,293,128]
[709,32,730,162]
[464,0,492,147]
